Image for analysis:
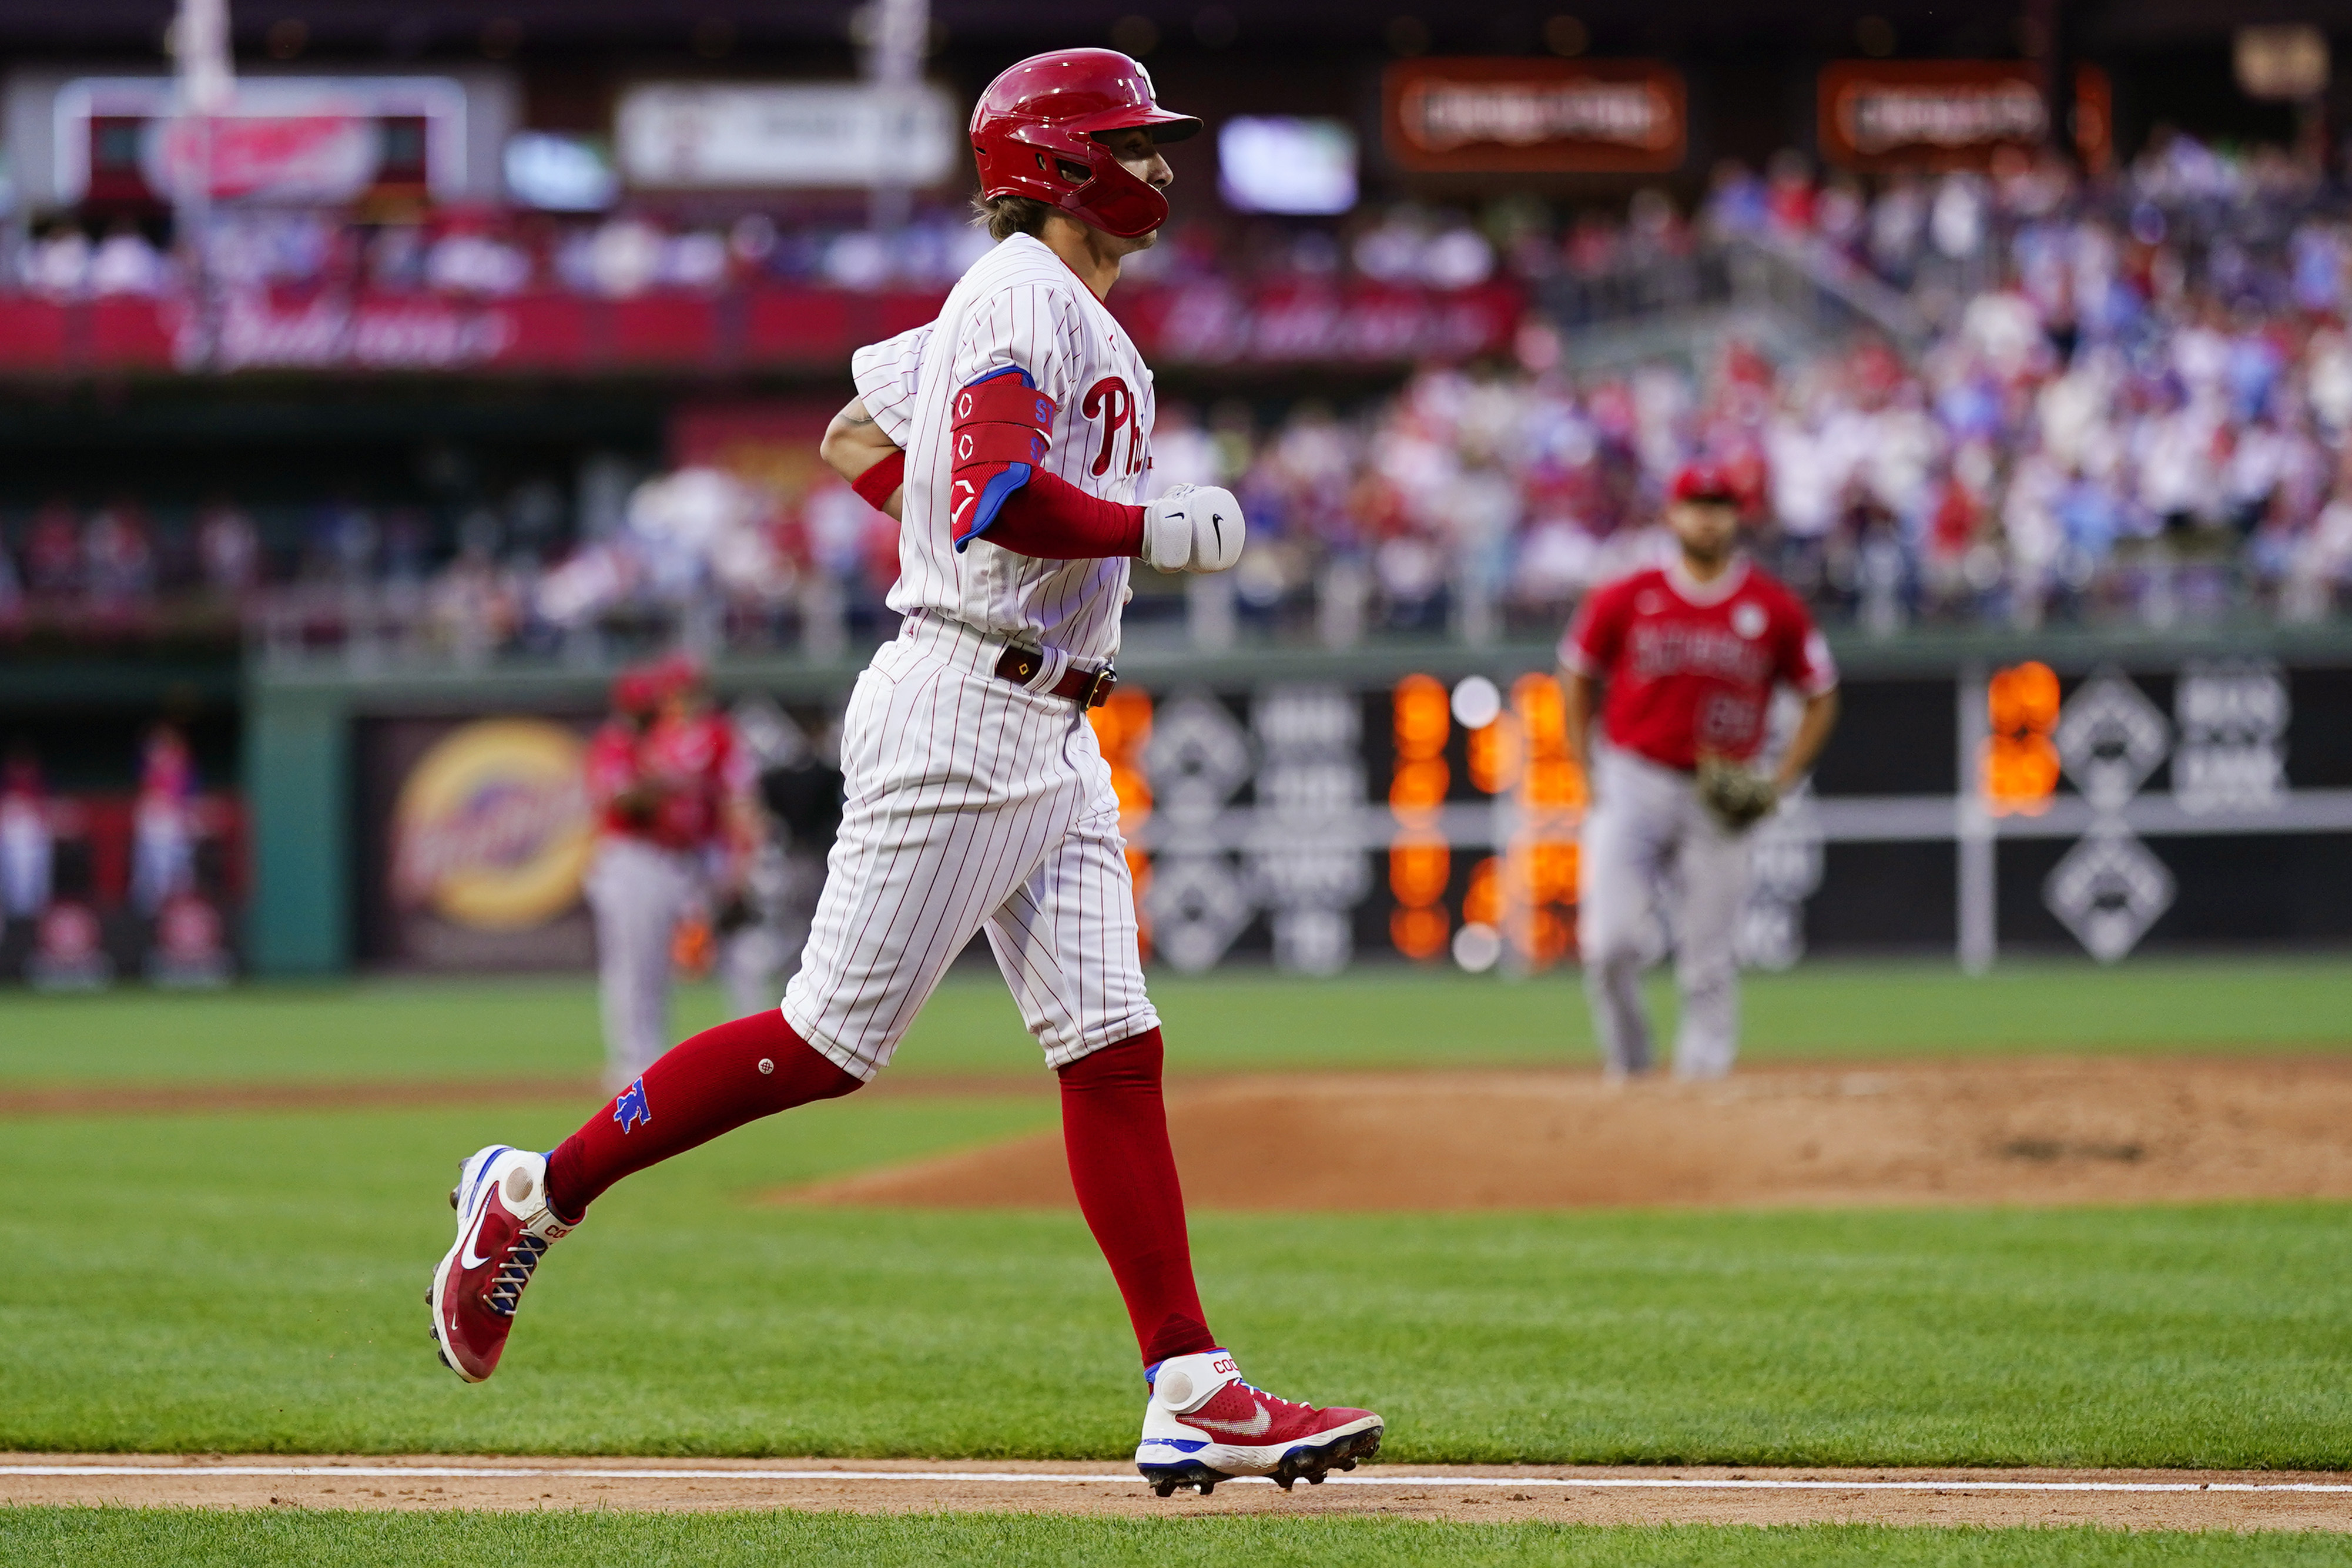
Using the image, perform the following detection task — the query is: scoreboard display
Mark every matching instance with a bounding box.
[1091,657,2352,972]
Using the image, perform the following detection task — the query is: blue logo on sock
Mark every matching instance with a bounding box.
[614,1077,652,1134]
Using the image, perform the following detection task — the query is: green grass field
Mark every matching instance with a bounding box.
[4,960,2347,1562]
[2,1084,2347,1466]
[3,953,2348,1084]
[3,1512,2346,1568]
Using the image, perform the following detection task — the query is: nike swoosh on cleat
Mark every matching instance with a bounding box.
[457,1181,497,1269]
[459,1228,495,1271]
[1186,1401,1272,1437]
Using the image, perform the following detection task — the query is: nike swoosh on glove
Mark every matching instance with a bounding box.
[1141,484,1246,574]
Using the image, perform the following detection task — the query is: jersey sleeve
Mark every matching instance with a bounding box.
[1559,581,1629,678]
[1775,592,1839,695]
[849,324,933,448]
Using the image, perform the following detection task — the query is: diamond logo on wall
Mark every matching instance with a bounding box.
[2042,826,2175,963]
[1144,695,1253,827]
[1146,855,1255,973]
[2053,672,2171,812]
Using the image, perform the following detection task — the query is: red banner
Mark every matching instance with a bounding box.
[1818,61,2113,171]
[1383,59,1686,175]
[0,279,1517,377]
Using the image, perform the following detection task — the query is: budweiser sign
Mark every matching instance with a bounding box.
[1384,60,1685,174]
[189,293,519,372]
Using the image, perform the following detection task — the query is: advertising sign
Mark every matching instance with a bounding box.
[1818,61,2112,171]
[1382,59,1686,175]
[49,76,471,203]
[359,716,598,969]
[615,82,959,190]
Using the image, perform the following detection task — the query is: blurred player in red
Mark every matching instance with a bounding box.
[1560,463,1840,1079]
[582,652,755,1093]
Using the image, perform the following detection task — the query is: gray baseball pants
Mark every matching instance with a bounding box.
[1577,746,1754,1078]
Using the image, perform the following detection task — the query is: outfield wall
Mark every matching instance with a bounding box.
[245,625,2352,977]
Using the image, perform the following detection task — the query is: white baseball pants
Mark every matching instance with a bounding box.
[1577,746,1754,1078]
[584,835,701,1092]
[782,613,1159,1080]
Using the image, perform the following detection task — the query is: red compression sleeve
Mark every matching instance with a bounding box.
[982,469,1145,560]
[544,1010,861,1222]
[850,448,906,513]
[1057,1028,1218,1365]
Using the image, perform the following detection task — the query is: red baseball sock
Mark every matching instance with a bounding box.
[1057,1028,1218,1366]
[545,1010,861,1222]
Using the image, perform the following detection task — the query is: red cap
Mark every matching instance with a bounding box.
[1668,462,1740,504]
[646,651,705,703]
[612,665,663,717]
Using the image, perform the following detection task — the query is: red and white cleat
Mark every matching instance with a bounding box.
[427,1145,574,1383]
[1134,1349,1383,1495]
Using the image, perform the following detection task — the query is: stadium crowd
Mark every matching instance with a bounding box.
[9,130,2352,644]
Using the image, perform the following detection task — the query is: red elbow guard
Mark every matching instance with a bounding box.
[850,448,906,514]
[949,367,1057,550]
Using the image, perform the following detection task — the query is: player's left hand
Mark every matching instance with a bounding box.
[1141,484,1246,574]
[1696,754,1780,832]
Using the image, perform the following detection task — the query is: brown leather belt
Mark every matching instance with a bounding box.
[994,645,1118,708]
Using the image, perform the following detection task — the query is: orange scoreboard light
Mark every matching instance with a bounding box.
[1087,687,1157,959]
[1388,672,1588,970]
[1388,674,1452,960]
[1984,661,2060,816]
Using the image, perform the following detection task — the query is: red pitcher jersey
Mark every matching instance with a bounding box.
[1560,559,1836,770]
[876,233,1154,663]
[586,712,749,852]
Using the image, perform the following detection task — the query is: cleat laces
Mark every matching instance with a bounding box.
[481,1233,550,1318]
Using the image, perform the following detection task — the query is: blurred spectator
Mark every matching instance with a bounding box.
[24,500,82,597]
[129,725,197,917]
[88,221,167,296]
[83,499,156,612]
[0,745,52,920]
[196,498,263,596]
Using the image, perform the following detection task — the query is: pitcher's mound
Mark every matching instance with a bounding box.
[776,1057,2352,1211]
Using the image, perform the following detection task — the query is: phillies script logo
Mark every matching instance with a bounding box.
[1083,376,1144,477]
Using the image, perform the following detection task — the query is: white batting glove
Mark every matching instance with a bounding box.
[1141,484,1246,574]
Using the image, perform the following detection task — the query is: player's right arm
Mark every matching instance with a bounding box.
[824,324,937,521]
[1557,582,1628,782]
[819,397,907,520]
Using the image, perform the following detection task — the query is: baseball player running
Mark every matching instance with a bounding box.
[431,49,1382,1498]
[1560,463,1840,1079]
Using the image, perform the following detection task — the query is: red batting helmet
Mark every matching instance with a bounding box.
[970,49,1201,240]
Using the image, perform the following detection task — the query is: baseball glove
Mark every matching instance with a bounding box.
[1696,755,1780,832]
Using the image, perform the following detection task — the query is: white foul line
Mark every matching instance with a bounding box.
[2,1465,2349,1496]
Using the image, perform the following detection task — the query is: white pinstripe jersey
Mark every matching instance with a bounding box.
[849,324,930,447]
[863,233,1154,664]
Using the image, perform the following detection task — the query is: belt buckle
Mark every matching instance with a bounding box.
[1081,664,1117,708]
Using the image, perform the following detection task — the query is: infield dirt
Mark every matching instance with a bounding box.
[779,1057,2352,1210]
[4,1456,2347,1530]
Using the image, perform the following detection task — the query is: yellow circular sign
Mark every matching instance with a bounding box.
[391,719,593,932]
